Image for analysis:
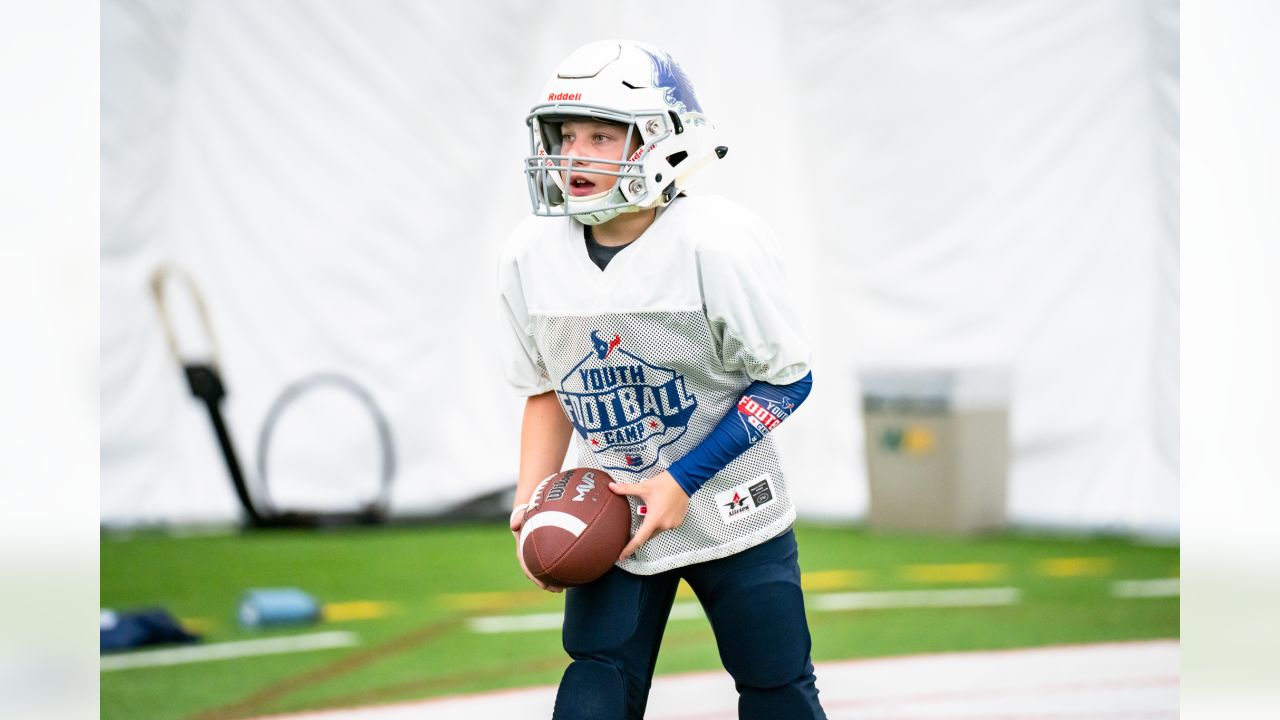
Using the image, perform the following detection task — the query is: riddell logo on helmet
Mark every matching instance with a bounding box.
[628,143,656,162]
[548,92,582,101]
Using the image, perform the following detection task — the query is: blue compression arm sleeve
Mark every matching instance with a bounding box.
[667,371,813,496]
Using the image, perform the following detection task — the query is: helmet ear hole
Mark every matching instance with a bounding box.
[665,151,688,167]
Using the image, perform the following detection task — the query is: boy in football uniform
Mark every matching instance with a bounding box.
[499,40,827,720]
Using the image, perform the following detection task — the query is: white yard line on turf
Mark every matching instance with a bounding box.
[467,611,565,633]
[100,631,359,671]
[1112,578,1180,598]
[809,587,1021,611]
[468,588,1022,634]
[468,602,706,634]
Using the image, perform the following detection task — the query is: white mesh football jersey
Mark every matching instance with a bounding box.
[498,195,811,574]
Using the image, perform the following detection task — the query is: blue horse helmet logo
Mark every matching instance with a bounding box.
[639,47,703,115]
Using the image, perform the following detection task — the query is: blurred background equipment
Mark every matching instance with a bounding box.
[100,608,200,653]
[150,264,262,523]
[862,368,1010,534]
[151,263,397,528]
[255,373,396,526]
[237,588,322,629]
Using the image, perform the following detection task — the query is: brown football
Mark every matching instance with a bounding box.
[518,468,631,587]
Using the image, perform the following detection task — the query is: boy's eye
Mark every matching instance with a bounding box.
[593,134,610,143]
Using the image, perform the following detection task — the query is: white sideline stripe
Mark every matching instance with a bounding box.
[812,587,1021,611]
[1112,578,1180,598]
[100,631,359,671]
[469,588,1020,634]
[243,639,1179,720]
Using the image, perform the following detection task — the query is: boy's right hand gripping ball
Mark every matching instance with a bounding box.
[518,468,630,587]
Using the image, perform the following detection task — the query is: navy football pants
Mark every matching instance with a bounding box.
[552,529,827,720]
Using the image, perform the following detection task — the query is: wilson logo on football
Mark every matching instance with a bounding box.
[572,472,596,502]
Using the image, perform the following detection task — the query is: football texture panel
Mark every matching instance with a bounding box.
[519,468,630,587]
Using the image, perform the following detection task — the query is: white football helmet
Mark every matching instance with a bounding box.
[524,40,727,225]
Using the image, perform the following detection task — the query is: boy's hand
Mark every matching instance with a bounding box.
[510,505,563,593]
[610,471,690,561]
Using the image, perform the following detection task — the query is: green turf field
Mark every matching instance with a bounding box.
[101,523,1179,719]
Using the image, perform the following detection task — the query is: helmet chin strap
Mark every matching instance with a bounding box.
[566,182,639,226]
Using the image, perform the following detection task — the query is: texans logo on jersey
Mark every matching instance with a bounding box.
[559,331,698,473]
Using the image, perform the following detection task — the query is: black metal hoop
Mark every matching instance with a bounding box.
[255,373,396,519]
